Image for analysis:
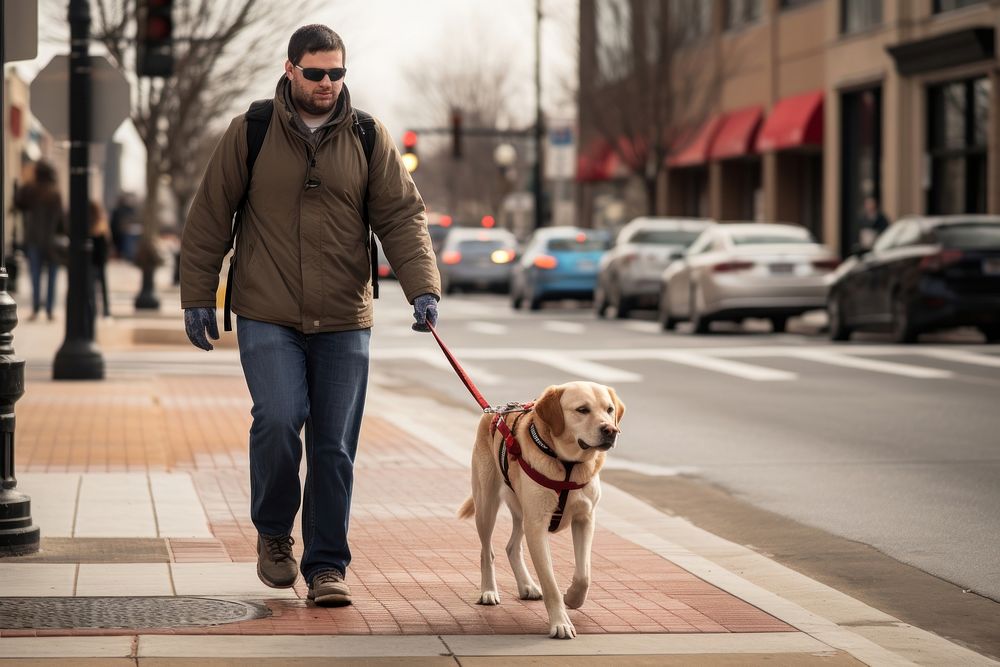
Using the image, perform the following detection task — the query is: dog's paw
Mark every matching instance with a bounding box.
[477,591,501,605]
[564,581,589,609]
[548,618,577,639]
[519,583,542,600]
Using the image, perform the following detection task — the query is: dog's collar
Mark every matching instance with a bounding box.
[528,423,558,459]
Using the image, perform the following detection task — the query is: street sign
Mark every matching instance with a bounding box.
[3,1,38,62]
[29,55,131,142]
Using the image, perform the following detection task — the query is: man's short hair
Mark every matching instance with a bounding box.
[288,24,346,65]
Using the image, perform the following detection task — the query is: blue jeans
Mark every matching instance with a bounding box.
[236,316,371,584]
[25,244,58,316]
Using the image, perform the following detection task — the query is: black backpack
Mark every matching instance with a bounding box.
[223,99,379,332]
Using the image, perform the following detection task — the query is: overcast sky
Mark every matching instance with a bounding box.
[13,0,578,192]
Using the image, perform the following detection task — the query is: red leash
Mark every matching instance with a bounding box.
[425,322,585,493]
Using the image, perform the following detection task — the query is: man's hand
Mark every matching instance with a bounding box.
[411,293,439,332]
[184,307,220,351]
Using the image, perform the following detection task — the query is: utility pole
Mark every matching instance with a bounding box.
[533,0,545,231]
[0,0,40,556]
[53,0,104,380]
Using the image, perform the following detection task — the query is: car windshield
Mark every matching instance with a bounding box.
[730,233,813,245]
[548,236,610,252]
[457,240,510,254]
[629,229,702,246]
[935,224,1000,249]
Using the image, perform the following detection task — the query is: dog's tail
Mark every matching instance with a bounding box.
[457,496,475,520]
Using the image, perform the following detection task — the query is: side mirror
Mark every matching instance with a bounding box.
[669,250,685,261]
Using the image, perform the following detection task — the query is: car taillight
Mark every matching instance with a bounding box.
[534,255,558,270]
[442,250,462,265]
[491,249,515,264]
[811,258,841,271]
[621,252,639,266]
[378,265,390,278]
[713,261,754,273]
[919,249,963,272]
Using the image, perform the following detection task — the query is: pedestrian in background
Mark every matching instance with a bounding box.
[858,195,890,250]
[180,25,441,607]
[110,192,139,260]
[14,159,64,322]
[90,200,111,318]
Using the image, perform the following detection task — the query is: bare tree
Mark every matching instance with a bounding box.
[82,0,318,306]
[579,0,728,214]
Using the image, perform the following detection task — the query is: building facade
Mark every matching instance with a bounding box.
[578,0,1000,256]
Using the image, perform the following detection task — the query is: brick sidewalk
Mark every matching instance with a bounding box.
[8,369,789,638]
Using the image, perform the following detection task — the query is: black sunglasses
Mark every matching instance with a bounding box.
[294,65,347,82]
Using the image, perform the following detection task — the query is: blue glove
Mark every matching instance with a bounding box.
[184,307,220,351]
[411,293,439,332]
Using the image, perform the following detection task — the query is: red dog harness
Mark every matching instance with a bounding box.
[491,408,586,533]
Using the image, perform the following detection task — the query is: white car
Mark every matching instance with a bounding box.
[659,223,840,333]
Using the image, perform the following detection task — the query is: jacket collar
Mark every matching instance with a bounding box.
[274,75,352,142]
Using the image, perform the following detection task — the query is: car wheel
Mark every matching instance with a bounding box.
[529,292,543,311]
[615,291,633,320]
[891,295,917,344]
[828,295,853,342]
[593,283,609,319]
[658,291,678,331]
[511,286,523,310]
[980,326,1000,343]
[770,316,788,333]
[690,289,711,335]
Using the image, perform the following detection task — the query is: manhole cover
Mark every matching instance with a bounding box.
[0,597,269,629]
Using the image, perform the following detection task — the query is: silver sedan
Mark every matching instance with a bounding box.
[594,217,713,319]
[658,223,839,333]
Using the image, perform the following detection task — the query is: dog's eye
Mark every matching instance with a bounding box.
[576,407,590,414]
[607,406,614,414]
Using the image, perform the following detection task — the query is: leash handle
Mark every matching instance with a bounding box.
[426,321,490,411]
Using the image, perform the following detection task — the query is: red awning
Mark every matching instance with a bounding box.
[667,116,723,168]
[576,139,619,182]
[755,90,824,152]
[709,106,763,160]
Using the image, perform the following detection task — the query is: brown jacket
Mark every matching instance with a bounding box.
[180,78,440,333]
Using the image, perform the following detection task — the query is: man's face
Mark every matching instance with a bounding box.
[284,49,344,116]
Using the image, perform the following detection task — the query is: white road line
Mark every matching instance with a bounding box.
[653,351,797,382]
[787,349,954,379]
[521,351,643,383]
[542,321,587,335]
[413,350,504,385]
[918,348,1000,368]
[622,321,661,334]
[466,321,509,336]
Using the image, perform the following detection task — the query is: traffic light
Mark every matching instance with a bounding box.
[451,109,462,159]
[401,130,419,173]
[137,0,174,78]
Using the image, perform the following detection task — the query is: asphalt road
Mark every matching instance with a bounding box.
[369,281,1000,603]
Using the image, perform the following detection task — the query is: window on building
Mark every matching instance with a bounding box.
[927,77,991,215]
[596,0,632,83]
[934,0,987,13]
[725,0,762,30]
[841,0,882,34]
[669,0,712,45]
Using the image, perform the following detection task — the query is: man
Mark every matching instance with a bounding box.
[858,195,890,250]
[180,25,440,607]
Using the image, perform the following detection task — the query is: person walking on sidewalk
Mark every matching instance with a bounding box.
[14,160,65,321]
[179,24,440,607]
[89,200,112,318]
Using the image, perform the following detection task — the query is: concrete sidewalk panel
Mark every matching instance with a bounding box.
[0,636,133,658]
[136,635,450,658]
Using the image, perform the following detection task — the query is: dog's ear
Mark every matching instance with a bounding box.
[534,386,566,437]
[608,387,626,425]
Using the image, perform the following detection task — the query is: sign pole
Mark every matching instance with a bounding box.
[53,0,103,380]
[0,0,40,556]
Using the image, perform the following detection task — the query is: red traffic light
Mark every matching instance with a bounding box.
[481,215,495,228]
[403,131,418,149]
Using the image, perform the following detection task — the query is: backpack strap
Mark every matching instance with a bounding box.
[353,109,380,298]
[224,99,273,332]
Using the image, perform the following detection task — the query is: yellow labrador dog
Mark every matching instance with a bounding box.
[457,381,625,639]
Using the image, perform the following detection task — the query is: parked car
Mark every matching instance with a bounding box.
[437,227,518,294]
[510,227,613,311]
[427,221,452,255]
[595,217,714,319]
[374,236,395,279]
[827,216,1000,343]
[658,223,839,333]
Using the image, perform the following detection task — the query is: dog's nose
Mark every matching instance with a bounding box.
[600,423,619,437]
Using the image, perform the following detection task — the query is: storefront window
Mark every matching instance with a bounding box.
[842,0,882,34]
[927,77,990,214]
[934,0,986,13]
[841,87,882,256]
[725,0,762,30]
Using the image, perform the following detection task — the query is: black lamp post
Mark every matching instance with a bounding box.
[0,0,40,556]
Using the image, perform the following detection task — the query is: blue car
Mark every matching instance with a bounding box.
[510,226,612,310]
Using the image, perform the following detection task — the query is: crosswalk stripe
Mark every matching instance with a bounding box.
[787,349,954,379]
[413,350,504,385]
[466,322,509,335]
[623,321,661,334]
[543,321,587,335]
[520,351,643,383]
[653,351,797,381]
[917,349,1000,368]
